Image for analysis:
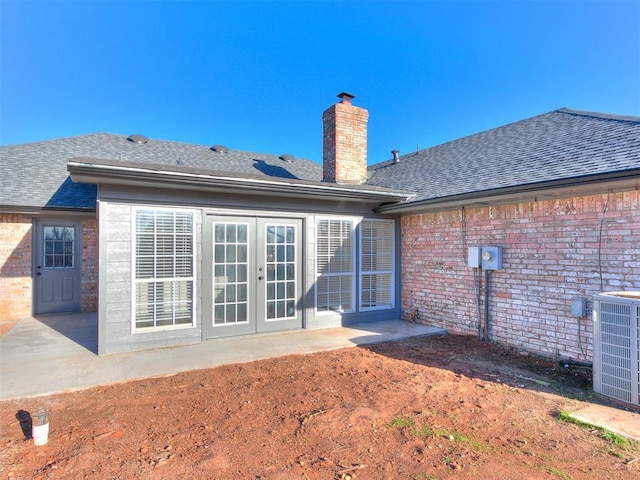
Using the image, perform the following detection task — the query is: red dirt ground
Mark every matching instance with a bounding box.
[1,334,639,480]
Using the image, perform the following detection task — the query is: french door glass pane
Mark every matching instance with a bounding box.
[237,225,247,243]
[237,284,247,302]
[215,224,225,243]
[237,303,247,322]
[214,305,225,324]
[212,222,249,325]
[265,224,296,321]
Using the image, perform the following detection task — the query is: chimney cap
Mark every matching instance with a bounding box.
[337,92,355,104]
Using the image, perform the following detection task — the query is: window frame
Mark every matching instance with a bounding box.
[359,218,395,311]
[131,206,197,333]
[314,216,356,314]
[211,220,251,327]
[42,226,76,269]
[264,222,298,321]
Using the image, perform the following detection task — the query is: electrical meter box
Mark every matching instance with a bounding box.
[467,246,481,268]
[571,298,587,317]
[481,246,503,270]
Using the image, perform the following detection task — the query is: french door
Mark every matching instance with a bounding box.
[203,216,303,338]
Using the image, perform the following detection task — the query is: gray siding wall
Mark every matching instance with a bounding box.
[99,200,202,354]
[97,184,401,354]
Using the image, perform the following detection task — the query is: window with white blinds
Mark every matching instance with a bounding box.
[316,218,354,312]
[133,209,195,331]
[360,219,394,309]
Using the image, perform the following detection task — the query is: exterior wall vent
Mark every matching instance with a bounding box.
[127,134,148,144]
[593,292,640,407]
[211,145,229,153]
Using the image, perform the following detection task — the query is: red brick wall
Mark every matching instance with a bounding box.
[81,219,98,312]
[0,214,33,321]
[401,191,640,362]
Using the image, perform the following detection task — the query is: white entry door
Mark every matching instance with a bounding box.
[203,216,303,339]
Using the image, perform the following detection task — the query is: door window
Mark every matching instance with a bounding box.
[265,224,297,320]
[43,226,75,268]
[35,221,82,315]
[213,222,249,325]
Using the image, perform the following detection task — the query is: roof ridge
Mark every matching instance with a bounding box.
[1,132,317,163]
[0,132,122,148]
[556,107,640,123]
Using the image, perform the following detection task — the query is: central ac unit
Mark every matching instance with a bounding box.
[593,292,640,407]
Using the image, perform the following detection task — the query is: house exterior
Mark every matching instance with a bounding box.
[1,94,639,361]
[369,109,640,362]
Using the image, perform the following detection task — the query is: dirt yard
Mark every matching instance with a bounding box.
[1,334,638,480]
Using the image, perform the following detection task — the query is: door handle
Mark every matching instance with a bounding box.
[258,276,264,281]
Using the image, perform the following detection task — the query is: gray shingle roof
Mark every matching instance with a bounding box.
[367,108,640,204]
[0,133,323,210]
[2,108,638,212]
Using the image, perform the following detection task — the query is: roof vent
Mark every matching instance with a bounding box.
[392,149,400,163]
[127,134,148,144]
[211,145,229,153]
[279,154,294,162]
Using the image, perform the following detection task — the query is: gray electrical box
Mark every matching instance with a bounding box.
[571,298,587,317]
[481,246,503,270]
[467,246,481,268]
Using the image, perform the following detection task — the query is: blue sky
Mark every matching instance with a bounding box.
[1,0,638,164]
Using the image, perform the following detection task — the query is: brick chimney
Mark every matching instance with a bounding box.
[322,92,369,184]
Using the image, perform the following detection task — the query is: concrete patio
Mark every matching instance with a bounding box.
[2,314,639,443]
[0,314,446,401]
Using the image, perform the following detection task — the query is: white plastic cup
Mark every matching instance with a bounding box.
[32,408,49,446]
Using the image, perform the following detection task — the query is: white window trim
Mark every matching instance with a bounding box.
[131,206,197,334]
[359,218,395,311]
[315,216,357,315]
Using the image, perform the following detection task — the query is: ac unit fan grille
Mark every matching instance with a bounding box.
[594,298,640,406]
